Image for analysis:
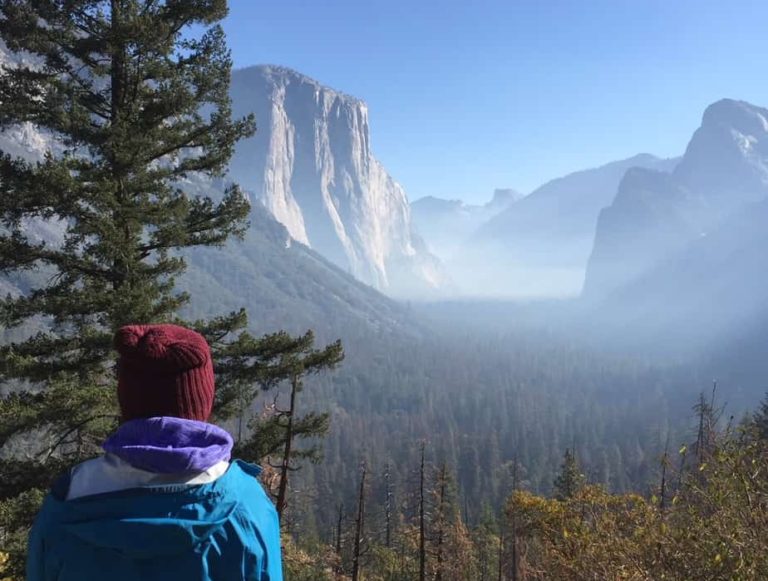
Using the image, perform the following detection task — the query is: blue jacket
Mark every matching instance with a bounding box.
[27,460,283,581]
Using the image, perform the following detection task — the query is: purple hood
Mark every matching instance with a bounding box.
[103,417,233,474]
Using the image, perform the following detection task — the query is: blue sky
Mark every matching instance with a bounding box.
[223,0,768,204]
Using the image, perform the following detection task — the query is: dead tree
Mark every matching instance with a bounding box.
[498,524,505,581]
[334,503,345,575]
[434,463,449,581]
[419,442,427,581]
[351,463,367,581]
[384,461,394,548]
[510,456,519,581]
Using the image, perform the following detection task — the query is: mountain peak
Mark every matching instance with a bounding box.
[234,64,364,106]
[585,98,768,302]
[228,64,446,297]
[674,98,768,199]
[491,188,523,206]
[701,99,768,136]
[412,196,464,211]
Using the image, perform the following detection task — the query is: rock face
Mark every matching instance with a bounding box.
[452,154,677,297]
[0,44,445,298]
[0,119,413,339]
[410,188,521,262]
[0,42,417,336]
[584,99,768,298]
[181,196,417,338]
[227,66,447,297]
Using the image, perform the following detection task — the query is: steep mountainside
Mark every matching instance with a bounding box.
[0,127,415,344]
[0,39,422,335]
[585,99,768,299]
[410,188,521,261]
[451,154,677,297]
[227,66,448,298]
[181,201,414,339]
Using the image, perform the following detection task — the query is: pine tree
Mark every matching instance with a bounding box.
[234,330,344,523]
[553,448,585,500]
[351,462,367,581]
[0,1,256,447]
[433,463,449,581]
[693,384,721,470]
[384,460,394,548]
[428,462,478,581]
[0,2,255,575]
[509,456,520,581]
[334,502,345,576]
[418,441,427,581]
[751,392,768,440]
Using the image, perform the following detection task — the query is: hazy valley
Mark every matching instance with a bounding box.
[3,19,768,578]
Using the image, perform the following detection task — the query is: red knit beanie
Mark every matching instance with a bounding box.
[114,324,215,422]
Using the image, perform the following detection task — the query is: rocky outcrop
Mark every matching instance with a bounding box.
[451,154,676,297]
[584,99,768,298]
[0,42,418,334]
[583,168,693,296]
[228,66,448,297]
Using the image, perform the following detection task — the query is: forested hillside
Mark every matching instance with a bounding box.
[1,2,767,580]
[280,389,768,580]
[284,325,694,533]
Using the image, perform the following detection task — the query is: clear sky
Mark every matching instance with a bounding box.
[222,0,768,204]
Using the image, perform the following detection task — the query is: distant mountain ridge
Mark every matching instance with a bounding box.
[581,99,768,351]
[447,153,678,297]
[227,65,448,298]
[585,99,768,299]
[410,188,522,261]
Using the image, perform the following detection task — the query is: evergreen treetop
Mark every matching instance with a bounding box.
[0,3,256,574]
[553,448,585,501]
[0,0,255,387]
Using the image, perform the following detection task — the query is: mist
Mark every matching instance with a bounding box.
[4,12,768,577]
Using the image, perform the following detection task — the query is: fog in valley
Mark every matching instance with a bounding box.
[3,3,768,578]
[4,44,768,528]
[195,84,768,523]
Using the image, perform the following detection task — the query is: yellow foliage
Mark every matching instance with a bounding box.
[505,435,768,580]
[0,550,16,581]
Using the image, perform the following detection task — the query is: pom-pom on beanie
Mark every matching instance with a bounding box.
[114,324,215,422]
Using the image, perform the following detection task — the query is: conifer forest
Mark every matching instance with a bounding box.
[1,1,768,580]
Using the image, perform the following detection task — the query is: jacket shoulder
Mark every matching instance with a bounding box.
[231,459,263,478]
[227,461,273,508]
[225,461,282,580]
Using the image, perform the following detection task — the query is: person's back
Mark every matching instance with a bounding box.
[27,324,283,581]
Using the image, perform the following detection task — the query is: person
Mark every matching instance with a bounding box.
[26,324,283,581]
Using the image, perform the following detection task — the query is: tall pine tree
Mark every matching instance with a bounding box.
[0,1,256,575]
[553,448,585,500]
[234,330,344,524]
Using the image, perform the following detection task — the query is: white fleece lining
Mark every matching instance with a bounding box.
[66,453,230,500]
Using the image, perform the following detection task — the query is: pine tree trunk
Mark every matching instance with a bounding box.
[385,462,393,548]
[497,525,505,581]
[276,375,298,522]
[110,0,131,295]
[419,443,427,581]
[335,503,344,575]
[435,464,447,581]
[110,1,125,122]
[511,458,518,581]
[351,465,366,581]
[696,392,706,466]
[660,438,669,512]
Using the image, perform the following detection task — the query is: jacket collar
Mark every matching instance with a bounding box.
[102,417,233,474]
